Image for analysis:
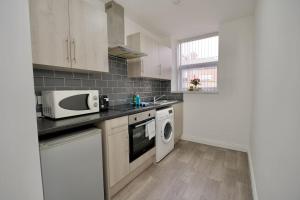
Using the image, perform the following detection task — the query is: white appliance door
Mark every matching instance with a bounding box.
[161,120,174,144]
[40,128,104,200]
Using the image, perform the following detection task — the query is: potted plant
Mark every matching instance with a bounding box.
[189,78,201,91]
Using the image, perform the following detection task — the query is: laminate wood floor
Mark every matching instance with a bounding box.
[112,140,253,200]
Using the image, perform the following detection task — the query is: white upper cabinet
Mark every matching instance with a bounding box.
[159,44,172,80]
[69,0,108,72]
[127,32,172,80]
[140,33,160,78]
[29,0,70,68]
[29,0,108,72]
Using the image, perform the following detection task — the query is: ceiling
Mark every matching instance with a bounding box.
[114,0,256,40]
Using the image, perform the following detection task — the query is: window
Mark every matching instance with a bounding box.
[178,34,219,92]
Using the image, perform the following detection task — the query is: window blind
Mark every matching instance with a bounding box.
[178,34,219,92]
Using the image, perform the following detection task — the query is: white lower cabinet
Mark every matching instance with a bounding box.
[107,129,129,186]
[97,116,129,199]
[173,103,183,143]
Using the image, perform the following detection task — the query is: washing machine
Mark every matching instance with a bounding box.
[156,107,175,162]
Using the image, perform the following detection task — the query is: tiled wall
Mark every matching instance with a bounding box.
[33,56,183,108]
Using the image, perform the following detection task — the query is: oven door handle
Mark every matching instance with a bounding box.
[135,119,155,128]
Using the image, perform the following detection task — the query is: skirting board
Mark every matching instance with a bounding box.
[248,150,259,200]
[181,135,248,152]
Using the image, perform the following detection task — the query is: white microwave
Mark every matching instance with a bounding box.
[41,90,99,119]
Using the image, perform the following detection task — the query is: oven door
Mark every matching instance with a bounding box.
[129,118,155,162]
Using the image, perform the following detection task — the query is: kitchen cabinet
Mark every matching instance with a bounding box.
[69,0,108,71]
[29,0,70,68]
[159,45,172,80]
[29,0,108,72]
[107,129,129,186]
[127,32,172,80]
[97,116,129,199]
[173,103,183,143]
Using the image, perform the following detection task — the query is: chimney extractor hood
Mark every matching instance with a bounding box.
[105,1,147,59]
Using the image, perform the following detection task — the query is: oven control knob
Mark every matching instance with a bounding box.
[148,113,151,117]
[94,102,98,107]
[93,95,98,100]
[134,117,137,121]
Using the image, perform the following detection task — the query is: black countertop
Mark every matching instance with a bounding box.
[37,101,182,138]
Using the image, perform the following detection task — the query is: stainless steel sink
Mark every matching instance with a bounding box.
[153,100,178,105]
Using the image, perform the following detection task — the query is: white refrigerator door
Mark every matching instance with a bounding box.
[40,128,104,200]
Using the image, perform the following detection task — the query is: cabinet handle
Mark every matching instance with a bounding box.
[65,39,70,62]
[72,39,76,63]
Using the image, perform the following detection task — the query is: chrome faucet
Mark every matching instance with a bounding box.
[153,95,166,104]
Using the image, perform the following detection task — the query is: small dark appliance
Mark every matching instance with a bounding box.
[99,95,109,111]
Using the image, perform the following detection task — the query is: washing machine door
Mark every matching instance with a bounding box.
[161,120,173,144]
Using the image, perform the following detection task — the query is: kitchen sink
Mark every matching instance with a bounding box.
[154,100,178,105]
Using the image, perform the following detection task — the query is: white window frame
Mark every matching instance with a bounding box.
[177,32,219,92]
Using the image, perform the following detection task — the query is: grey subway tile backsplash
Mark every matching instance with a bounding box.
[96,80,108,87]
[107,80,118,87]
[34,77,44,87]
[54,71,74,78]
[102,87,113,94]
[65,79,81,87]
[44,77,64,87]
[88,72,102,80]
[73,72,89,79]
[34,68,55,77]
[82,79,96,88]
[101,73,113,80]
[112,74,122,80]
[33,56,183,108]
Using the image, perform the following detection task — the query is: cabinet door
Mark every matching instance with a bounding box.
[159,45,172,80]
[173,103,183,143]
[69,0,108,72]
[29,0,71,68]
[108,129,129,187]
[140,34,160,78]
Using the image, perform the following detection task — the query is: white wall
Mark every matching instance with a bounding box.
[0,0,44,200]
[250,0,300,199]
[182,16,254,151]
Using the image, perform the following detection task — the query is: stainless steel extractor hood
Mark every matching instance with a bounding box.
[105,1,147,59]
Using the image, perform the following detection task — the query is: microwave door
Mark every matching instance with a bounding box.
[58,94,90,111]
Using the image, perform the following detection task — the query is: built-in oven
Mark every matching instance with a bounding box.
[128,110,156,162]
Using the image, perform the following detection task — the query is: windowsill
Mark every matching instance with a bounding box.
[172,88,219,94]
